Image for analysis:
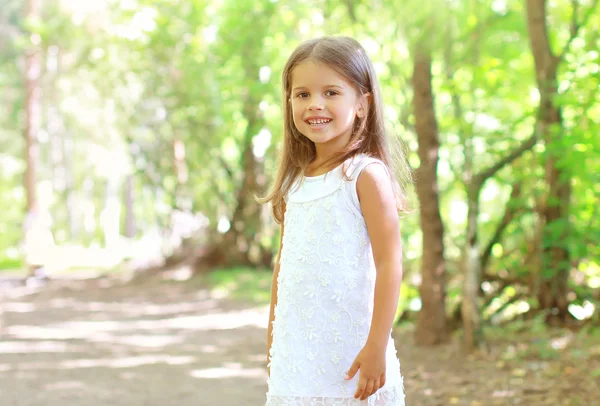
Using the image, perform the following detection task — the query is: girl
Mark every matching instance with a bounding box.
[260,36,409,405]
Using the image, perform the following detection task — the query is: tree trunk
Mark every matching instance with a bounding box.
[124,174,136,238]
[196,72,269,270]
[481,182,522,273]
[198,134,269,270]
[461,136,537,351]
[63,129,77,240]
[461,183,484,351]
[191,2,275,272]
[526,0,571,324]
[101,178,120,248]
[412,49,448,346]
[173,138,188,190]
[46,45,74,241]
[23,0,41,276]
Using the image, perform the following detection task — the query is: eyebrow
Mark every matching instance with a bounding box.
[292,85,344,92]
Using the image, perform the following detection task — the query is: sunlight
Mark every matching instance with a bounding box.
[191,364,266,379]
[2,302,36,312]
[99,334,184,348]
[200,345,219,354]
[491,0,508,14]
[569,301,595,320]
[481,180,501,202]
[259,66,271,83]
[492,390,516,397]
[308,11,322,25]
[5,306,268,342]
[61,355,195,369]
[474,113,501,132]
[29,297,217,317]
[0,354,195,372]
[253,128,272,158]
[218,217,231,233]
[529,87,540,104]
[299,19,310,35]
[0,341,76,354]
[449,200,468,224]
[550,335,572,350]
[362,38,379,56]
[246,354,266,362]
[0,154,21,177]
[167,265,194,281]
[203,25,218,43]
[44,381,86,390]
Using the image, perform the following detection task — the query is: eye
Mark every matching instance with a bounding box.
[295,92,309,98]
[325,90,338,97]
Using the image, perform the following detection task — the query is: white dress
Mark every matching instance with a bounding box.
[266,154,406,406]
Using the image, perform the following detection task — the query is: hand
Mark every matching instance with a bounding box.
[344,343,386,400]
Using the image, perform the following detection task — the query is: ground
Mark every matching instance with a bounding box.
[0,276,598,406]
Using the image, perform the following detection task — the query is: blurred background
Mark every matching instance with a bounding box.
[1,0,599,404]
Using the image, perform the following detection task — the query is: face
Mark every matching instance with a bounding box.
[290,60,366,151]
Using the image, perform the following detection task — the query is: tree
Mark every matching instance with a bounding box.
[412,45,449,345]
[525,0,597,324]
[23,0,41,276]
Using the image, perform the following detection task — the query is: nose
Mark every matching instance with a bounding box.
[308,97,324,111]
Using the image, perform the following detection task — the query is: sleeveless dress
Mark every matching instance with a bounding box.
[266,154,406,406]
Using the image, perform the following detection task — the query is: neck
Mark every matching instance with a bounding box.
[307,141,350,177]
[312,132,351,164]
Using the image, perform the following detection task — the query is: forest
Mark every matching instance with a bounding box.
[0,0,599,405]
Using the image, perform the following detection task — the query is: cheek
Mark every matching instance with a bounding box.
[291,103,303,123]
[292,115,301,129]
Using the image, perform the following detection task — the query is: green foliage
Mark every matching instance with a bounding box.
[0,256,22,271]
[0,0,598,325]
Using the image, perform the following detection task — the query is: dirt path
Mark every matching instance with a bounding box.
[1,277,598,406]
[0,278,269,406]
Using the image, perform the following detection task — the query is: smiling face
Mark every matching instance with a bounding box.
[290,60,366,153]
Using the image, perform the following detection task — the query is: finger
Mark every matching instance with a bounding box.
[345,361,360,380]
[361,380,375,400]
[354,378,367,399]
[372,379,380,395]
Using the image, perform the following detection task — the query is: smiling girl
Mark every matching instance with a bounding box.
[259,36,410,405]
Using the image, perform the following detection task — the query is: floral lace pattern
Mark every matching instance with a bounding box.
[266,380,405,405]
[267,155,405,405]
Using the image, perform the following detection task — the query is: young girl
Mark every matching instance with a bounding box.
[260,36,409,405]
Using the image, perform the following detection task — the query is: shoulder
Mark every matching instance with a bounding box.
[356,159,400,246]
[356,161,393,203]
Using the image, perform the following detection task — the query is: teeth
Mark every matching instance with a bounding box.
[308,119,332,125]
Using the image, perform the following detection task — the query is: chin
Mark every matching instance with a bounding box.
[304,134,332,144]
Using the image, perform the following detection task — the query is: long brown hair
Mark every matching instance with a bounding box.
[258,36,412,223]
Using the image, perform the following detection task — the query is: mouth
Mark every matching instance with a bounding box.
[305,117,333,128]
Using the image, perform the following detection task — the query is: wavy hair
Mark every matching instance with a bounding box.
[258,36,412,223]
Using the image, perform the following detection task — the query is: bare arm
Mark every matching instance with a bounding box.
[267,203,285,375]
[358,164,403,348]
[346,163,403,400]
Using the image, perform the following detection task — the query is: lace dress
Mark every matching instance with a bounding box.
[266,154,406,406]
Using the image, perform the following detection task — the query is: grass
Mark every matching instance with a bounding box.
[202,266,273,305]
[0,257,22,272]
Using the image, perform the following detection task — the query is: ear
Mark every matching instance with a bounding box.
[356,93,371,118]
